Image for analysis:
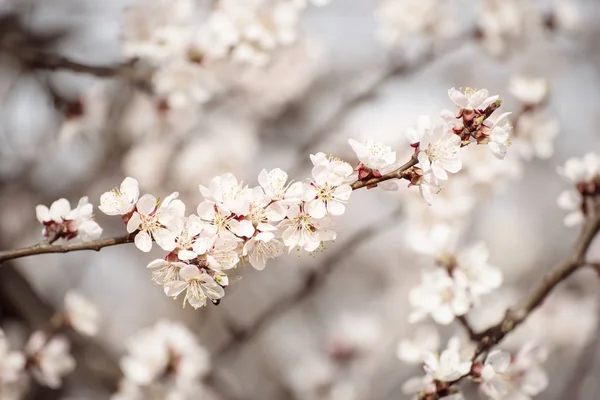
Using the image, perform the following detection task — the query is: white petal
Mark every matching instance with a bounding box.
[134,231,152,252]
[36,205,51,223]
[136,194,156,216]
[126,212,142,233]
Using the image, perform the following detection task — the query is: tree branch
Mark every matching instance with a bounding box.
[471,209,600,354]
[0,235,135,264]
[350,156,418,190]
[0,157,419,265]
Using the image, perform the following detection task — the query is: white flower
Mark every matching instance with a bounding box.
[0,330,26,384]
[448,88,499,111]
[479,343,548,400]
[258,168,290,201]
[147,259,187,285]
[25,332,75,389]
[326,313,382,360]
[557,189,584,227]
[152,60,219,108]
[347,139,396,172]
[396,325,440,365]
[423,346,472,382]
[486,112,512,160]
[405,115,432,146]
[199,173,250,216]
[279,204,337,252]
[246,186,287,233]
[164,265,225,309]
[304,155,353,219]
[36,198,71,225]
[454,242,502,300]
[409,269,470,324]
[0,330,26,400]
[403,338,471,398]
[512,109,559,160]
[172,215,209,260]
[206,235,241,271]
[36,197,102,242]
[242,232,284,270]
[118,320,210,388]
[126,193,184,252]
[508,76,549,106]
[99,177,140,216]
[479,350,511,399]
[417,123,462,182]
[557,153,600,184]
[64,291,100,336]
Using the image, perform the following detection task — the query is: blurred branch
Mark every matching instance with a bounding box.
[0,235,135,264]
[0,263,121,393]
[213,206,403,359]
[456,315,476,341]
[291,29,475,174]
[558,299,600,399]
[444,207,600,390]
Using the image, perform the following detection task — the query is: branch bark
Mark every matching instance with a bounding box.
[0,235,135,264]
[471,209,600,356]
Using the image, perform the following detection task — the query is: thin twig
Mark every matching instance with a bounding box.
[456,315,477,341]
[350,156,418,190]
[445,208,600,389]
[0,156,418,264]
[0,234,135,264]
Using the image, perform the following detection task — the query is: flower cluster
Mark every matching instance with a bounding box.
[121,0,330,109]
[408,242,502,325]
[89,87,511,308]
[557,153,600,227]
[403,88,509,204]
[399,333,549,400]
[474,344,548,400]
[0,292,99,398]
[112,320,210,400]
[35,197,102,243]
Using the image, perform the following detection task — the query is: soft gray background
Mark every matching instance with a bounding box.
[1,0,600,399]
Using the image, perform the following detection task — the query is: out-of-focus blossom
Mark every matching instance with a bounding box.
[402,337,471,398]
[326,313,382,360]
[478,343,548,400]
[454,242,503,300]
[115,320,210,399]
[512,109,559,161]
[64,291,100,336]
[557,153,600,227]
[36,197,102,242]
[375,0,456,47]
[397,325,440,365]
[409,269,470,324]
[508,76,549,106]
[0,330,27,399]
[25,332,75,389]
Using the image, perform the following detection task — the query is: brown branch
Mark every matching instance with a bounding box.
[443,207,600,391]
[0,156,418,265]
[472,209,600,352]
[0,234,135,264]
[350,156,418,190]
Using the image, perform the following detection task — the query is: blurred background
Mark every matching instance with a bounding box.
[1,0,600,399]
